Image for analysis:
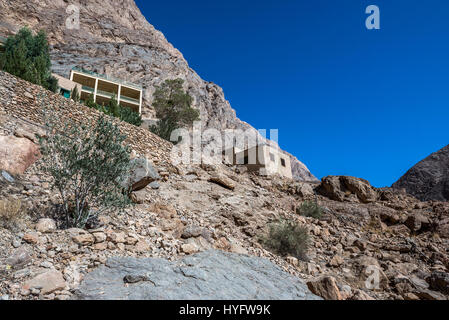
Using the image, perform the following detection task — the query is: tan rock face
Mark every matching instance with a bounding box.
[23,270,66,295]
[181,243,199,254]
[23,232,40,245]
[316,176,378,203]
[0,135,40,175]
[72,234,95,246]
[306,276,343,300]
[208,174,236,191]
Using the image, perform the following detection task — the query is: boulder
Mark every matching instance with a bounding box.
[341,176,378,203]
[317,176,346,202]
[316,176,378,203]
[208,174,235,191]
[181,243,199,254]
[22,232,40,245]
[72,234,95,246]
[76,250,321,300]
[181,225,205,239]
[22,270,66,294]
[5,245,32,267]
[35,218,57,233]
[121,158,160,192]
[306,276,343,300]
[0,170,15,183]
[0,135,40,175]
[404,213,431,232]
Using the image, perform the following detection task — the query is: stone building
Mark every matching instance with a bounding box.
[69,68,143,114]
[224,143,293,179]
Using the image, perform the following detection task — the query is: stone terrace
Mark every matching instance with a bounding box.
[0,71,173,168]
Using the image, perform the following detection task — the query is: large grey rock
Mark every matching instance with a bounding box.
[75,250,321,300]
[393,145,449,201]
[122,158,160,191]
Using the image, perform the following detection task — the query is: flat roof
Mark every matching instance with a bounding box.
[71,67,142,91]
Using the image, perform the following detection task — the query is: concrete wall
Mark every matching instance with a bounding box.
[232,144,293,179]
[52,73,81,94]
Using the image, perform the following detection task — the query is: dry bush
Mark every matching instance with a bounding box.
[260,218,309,260]
[297,200,323,219]
[0,198,25,230]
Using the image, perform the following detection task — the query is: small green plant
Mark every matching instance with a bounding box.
[39,109,132,228]
[109,94,121,117]
[260,218,309,260]
[83,93,142,127]
[297,200,323,219]
[119,105,143,126]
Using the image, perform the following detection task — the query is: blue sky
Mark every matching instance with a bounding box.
[135,0,449,187]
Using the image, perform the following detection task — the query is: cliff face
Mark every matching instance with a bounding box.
[393,145,449,202]
[0,0,317,181]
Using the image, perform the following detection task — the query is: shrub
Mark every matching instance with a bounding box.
[260,218,309,260]
[109,95,121,118]
[83,93,142,127]
[0,27,57,92]
[297,200,323,219]
[71,86,80,102]
[0,198,24,230]
[39,110,132,228]
[150,79,199,142]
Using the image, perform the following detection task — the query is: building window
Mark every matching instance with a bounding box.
[281,158,286,167]
[60,88,71,99]
[269,153,275,162]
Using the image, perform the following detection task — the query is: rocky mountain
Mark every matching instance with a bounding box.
[1,71,449,300]
[0,0,317,182]
[393,145,449,202]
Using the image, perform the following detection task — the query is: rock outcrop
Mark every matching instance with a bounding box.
[316,176,378,203]
[76,250,321,300]
[0,0,316,181]
[393,145,449,201]
[0,135,40,175]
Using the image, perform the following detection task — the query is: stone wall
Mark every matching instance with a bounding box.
[0,71,173,169]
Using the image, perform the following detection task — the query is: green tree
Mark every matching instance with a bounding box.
[119,105,143,126]
[85,93,96,109]
[150,79,199,142]
[71,86,80,102]
[39,110,132,228]
[109,94,121,118]
[0,27,57,92]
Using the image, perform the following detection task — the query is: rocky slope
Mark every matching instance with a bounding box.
[1,71,449,300]
[0,0,317,182]
[393,145,449,202]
